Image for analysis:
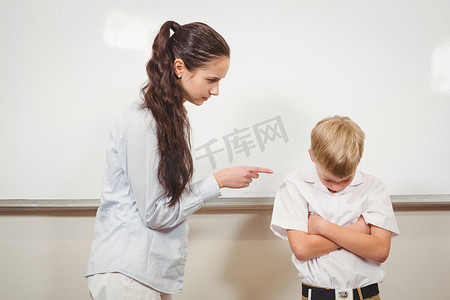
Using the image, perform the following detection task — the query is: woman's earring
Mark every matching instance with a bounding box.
[178,74,182,79]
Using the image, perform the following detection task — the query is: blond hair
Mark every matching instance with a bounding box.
[310,116,365,178]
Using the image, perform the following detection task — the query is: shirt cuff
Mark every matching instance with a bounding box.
[270,221,308,240]
[362,212,400,236]
[196,174,221,203]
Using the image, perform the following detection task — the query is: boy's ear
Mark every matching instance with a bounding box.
[173,58,185,78]
[308,149,315,162]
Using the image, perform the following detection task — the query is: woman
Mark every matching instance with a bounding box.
[86,20,272,299]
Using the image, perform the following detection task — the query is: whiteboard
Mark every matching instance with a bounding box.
[1,0,450,199]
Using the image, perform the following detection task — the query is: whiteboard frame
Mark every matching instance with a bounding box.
[1,195,449,211]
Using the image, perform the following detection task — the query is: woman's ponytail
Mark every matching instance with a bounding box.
[141,21,230,206]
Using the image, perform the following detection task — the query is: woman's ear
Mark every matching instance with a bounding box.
[308,149,315,162]
[173,58,185,78]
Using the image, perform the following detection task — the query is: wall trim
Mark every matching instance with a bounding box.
[1,195,449,211]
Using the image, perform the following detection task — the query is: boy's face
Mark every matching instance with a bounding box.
[315,164,355,194]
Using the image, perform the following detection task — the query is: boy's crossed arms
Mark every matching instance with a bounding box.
[286,215,391,263]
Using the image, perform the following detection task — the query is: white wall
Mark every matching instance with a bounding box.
[1,207,449,300]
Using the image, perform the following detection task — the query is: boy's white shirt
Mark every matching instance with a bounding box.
[270,167,399,290]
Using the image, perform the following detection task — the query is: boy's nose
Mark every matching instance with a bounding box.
[330,184,342,192]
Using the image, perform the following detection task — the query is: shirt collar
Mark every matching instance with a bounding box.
[311,167,365,195]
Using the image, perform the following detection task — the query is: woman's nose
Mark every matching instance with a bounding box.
[210,84,219,96]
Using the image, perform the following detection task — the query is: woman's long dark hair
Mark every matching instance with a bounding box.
[141,21,230,206]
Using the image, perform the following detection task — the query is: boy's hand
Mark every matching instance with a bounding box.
[309,215,371,236]
[348,216,371,235]
[308,214,327,235]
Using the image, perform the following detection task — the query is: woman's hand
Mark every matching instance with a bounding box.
[213,166,273,189]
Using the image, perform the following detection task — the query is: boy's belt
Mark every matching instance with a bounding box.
[301,283,379,300]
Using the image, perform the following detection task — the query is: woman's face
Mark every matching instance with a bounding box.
[176,56,230,106]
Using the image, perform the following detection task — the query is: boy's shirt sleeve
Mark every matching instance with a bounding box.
[362,179,400,236]
[270,174,310,240]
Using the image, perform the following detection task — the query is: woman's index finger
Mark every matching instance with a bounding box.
[249,167,274,174]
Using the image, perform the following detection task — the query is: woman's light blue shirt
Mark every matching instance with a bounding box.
[86,101,221,293]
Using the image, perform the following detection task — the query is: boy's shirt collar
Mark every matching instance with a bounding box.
[300,166,365,195]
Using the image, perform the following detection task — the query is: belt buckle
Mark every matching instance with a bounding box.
[335,289,353,300]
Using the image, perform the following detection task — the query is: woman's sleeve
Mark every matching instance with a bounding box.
[125,117,221,230]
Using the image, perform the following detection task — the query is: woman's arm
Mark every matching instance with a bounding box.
[308,214,391,263]
[126,118,222,230]
[286,216,370,261]
[127,118,272,230]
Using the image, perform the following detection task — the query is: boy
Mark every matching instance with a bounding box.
[270,116,399,300]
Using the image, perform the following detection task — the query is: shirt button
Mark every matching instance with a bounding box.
[330,213,334,218]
